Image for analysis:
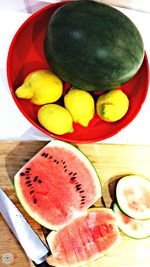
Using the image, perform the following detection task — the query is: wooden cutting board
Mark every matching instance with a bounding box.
[1,141,150,267]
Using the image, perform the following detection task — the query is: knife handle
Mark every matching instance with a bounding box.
[33,261,52,267]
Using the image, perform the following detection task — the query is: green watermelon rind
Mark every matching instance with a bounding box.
[113,203,150,239]
[14,140,102,230]
[47,208,121,267]
[116,174,150,220]
[44,1,144,92]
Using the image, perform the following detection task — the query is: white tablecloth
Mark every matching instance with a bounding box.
[0,8,150,143]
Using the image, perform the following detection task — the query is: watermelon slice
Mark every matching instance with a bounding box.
[116,175,150,220]
[47,208,121,267]
[113,203,150,239]
[14,140,101,230]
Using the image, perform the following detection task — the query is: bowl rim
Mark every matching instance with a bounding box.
[6,2,150,143]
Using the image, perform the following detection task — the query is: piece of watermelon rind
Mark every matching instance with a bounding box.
[116,174,150,220]
[113,203,150,240]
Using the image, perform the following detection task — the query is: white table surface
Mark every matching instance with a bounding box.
[0,7,150,143]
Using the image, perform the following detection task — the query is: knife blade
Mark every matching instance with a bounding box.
[0,187,50,266]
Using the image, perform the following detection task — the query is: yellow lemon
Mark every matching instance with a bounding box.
[37,104,74,135]
[15,70,63,105]
[64,88,95,127]
[96,90,129,122]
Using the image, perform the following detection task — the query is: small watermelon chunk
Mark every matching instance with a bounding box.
[113,203,150,239]
[116,175,150,220]
[14,140,101,230]
[47,208,120,267]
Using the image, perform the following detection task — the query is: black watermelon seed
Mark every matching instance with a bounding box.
[54,159,57,163]
[30,190,34,194]
[71,177,76,181]
[33,176,38,182]
[26,168,31,170]
[73,173,77,176]
[79,190,84,193]
[63,161,66,164]
[82,196,85,199]
[76,184,81,190]
[49,156,52,159]
[76,188,80,191]
[69,172,73,176]
[41,153,48,158]
[25,176,30,180]
[27,184,32,187]
[25,170,30,174]
[64,165,67,169]
[76,186,81,191]
[64,169,67,172]
[33,198,37,204]
[38,180,42,184]
[20,172,25,176]
[26,181,32,184]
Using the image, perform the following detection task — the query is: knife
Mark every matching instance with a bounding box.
[0,187,50,267]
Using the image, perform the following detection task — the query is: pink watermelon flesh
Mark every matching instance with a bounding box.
[47,208,120,267]
[124,187,150,213]
[113,203,150,239]
[14,141,101,229]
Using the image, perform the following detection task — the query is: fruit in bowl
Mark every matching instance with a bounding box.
[7,0,149,143]
[15,69,63,105]
[15,68,128,134]
[37,104,74,135]
[44,0,144,91]
[64,88,95,127]
[96,90,129,122]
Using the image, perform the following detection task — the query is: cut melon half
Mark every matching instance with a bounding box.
[113,203,150,239]
[116,175,150,220]
[47,208,121,267]
[14,140,101,230]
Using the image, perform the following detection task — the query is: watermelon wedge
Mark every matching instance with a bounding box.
[116,175,150,220]
[47,208,121,267]
[113,203,150,239]
[14,140,101,230]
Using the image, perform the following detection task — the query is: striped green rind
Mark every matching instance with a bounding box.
[44,0,144,91]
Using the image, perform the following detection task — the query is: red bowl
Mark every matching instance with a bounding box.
[7,2,150,143]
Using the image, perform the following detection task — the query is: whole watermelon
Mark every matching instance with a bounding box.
[44,0,144,91]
